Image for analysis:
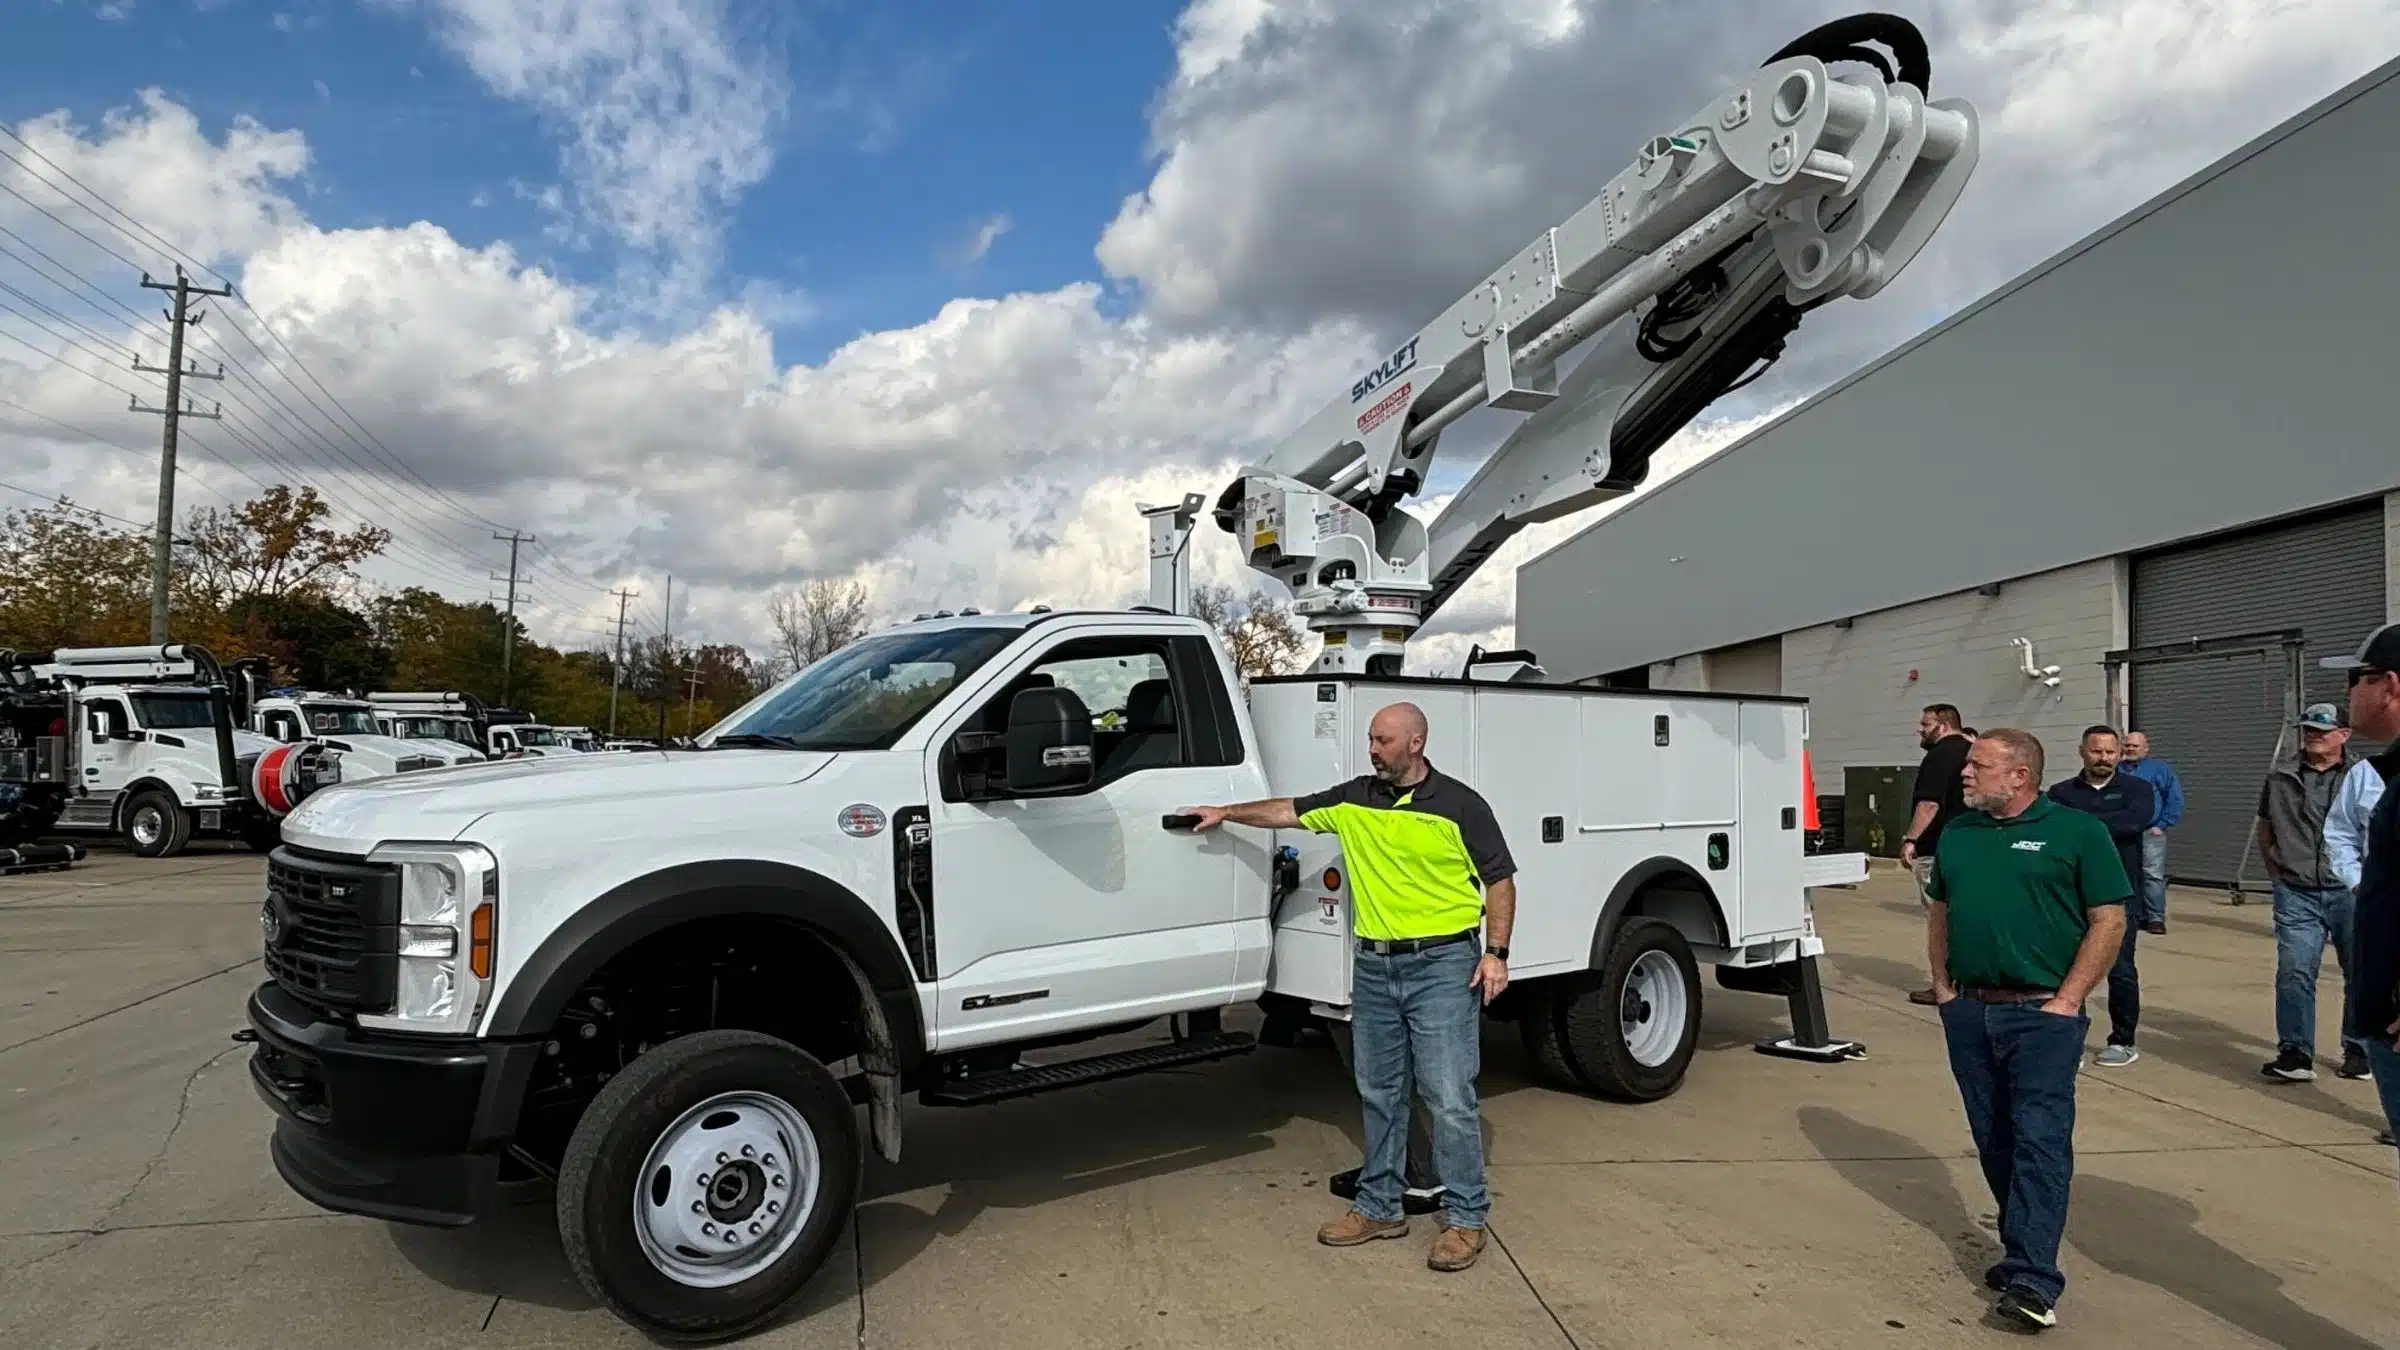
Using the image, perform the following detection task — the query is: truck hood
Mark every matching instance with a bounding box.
[230,728,277,757]
[282,747,837,847]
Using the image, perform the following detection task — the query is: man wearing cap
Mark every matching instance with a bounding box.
[2329,623,2400,1143]
[2256,702,2368,1084]
[1184,701,1515,1273]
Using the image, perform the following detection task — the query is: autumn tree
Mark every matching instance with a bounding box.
[767,578,870,676]
[182,485,393,611]
[1191,583,1310,680]
[0,500,152,651]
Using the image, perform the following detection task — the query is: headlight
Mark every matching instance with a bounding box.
[357,842,498,1036]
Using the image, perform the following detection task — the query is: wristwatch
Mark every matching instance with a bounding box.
[1486,944,1510,962]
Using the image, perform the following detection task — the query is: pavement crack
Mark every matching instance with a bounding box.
[852,1205,868,1349]
[1488,1222,1580,1349]
[4,1213,337,1241]
[0,957,261,1056]
[481,1293,503,1332]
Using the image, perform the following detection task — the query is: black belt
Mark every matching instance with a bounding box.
[1959,986,2057,1005]
[1356,929,1480,956]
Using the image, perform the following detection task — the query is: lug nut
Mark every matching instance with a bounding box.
[724,1231,740,1244]
[762,1154,775,1167]
[767,1201,780,1215]
[703,1223,717,1237]
[749,1222,761,1236]
[741,1144,755,1158]
[692,1201,704,1214]
[772,1176,785,1189]
[716,1152,729,1165]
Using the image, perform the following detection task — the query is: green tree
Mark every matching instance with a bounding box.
[0,499,152,651]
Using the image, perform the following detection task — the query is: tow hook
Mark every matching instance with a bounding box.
[230,1028,259,1044]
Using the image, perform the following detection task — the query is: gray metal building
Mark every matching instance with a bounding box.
[1516,56,2400,886]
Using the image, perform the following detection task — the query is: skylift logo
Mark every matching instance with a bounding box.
[1350,336,1420,403]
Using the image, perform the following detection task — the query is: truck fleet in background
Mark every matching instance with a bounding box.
[0,644,624,858]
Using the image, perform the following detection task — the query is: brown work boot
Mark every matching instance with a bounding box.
[1318,1210,1409,1247]
[1909,987,1940,1006]
[1428,1225,1486,1272]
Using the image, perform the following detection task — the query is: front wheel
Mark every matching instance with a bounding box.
[124,790,191,858]
[557,1030,860,1344]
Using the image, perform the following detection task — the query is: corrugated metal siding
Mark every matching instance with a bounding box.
[2131,504,2388,885]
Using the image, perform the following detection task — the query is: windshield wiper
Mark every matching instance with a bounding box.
[705,732,809,750]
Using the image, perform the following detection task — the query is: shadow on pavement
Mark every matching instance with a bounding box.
[2069,1174,2383,1350]
[2133,1004,2390,1139]
[1795,1106,1990,1286]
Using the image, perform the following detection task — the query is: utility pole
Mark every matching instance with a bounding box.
[607,587,638,736]
[492,531,534,707]
[131,266,232,643]
[683,667,703,736]
[655,574,673,744]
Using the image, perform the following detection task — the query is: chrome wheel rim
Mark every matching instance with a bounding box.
[1622,950,1689,1068]
[632,1090,821,1288]
[130,806,164,848]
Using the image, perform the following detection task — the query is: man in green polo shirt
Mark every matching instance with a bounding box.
[1927,727,2130,1334]
[1185,701,1515,1274]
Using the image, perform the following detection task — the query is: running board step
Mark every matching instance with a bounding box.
[919,1033,1256,1107]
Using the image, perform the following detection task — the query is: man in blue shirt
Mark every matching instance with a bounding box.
[2121,731,2184,935]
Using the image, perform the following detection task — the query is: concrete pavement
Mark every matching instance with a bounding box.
[2,848,2394,1348]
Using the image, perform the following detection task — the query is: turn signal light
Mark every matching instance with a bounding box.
[469,902,495,979]
[1322,867,1342,891]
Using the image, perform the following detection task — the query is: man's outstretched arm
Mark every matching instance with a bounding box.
[1183,799,1301,831]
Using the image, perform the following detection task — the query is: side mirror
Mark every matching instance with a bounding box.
[1005,686,1094,794]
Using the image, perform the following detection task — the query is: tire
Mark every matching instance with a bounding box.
[557,1029,860,1344]
[1555,919,1703,1102]
[1514,982,1585,1090]
[124,790,191,859]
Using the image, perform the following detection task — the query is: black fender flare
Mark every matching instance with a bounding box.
[1589,856,1730,966]
[484,860,927,1077]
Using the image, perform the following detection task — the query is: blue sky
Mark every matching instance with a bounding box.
[11,0,1178,360]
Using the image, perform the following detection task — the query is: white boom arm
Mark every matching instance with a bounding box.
[1144,15,1978,674]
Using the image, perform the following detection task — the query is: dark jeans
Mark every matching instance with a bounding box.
[1349,941,1488,1228]
[2366,1041,2400,1144]
[2272,882,2362,1058]
[1939,997,2089,1306]
[2104,920,2139,1047]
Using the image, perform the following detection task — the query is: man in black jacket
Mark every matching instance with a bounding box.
[2048,726,2157,1069]
[2329,624,2400,1144]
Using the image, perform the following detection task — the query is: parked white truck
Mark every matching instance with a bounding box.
[252,691,483,772]
[239,17,1972,1341]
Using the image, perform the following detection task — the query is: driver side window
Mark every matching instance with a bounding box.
[950,637,1187,798]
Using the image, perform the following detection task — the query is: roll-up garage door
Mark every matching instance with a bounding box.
[2130,503,2388,887]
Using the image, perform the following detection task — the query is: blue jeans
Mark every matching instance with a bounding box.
[2137,831,2169,925]
[2271,882,2361,1059]
[1939,998,2089,1306]
[2104,918,2140,1047]
[1349,940,1488,1228]
[2365,1041,2400,1143]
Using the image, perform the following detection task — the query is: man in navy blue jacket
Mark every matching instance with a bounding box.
[2121,731,2184,934]
[2329,624,2400,1146]
[2050,726,2158,1068]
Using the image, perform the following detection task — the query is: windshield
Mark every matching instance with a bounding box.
[304,704,381,736]
[518,727,557,747]
[386,716,454,740]
[129,692,216,730]
[706,626,1020,750]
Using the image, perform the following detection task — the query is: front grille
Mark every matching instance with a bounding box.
[263,849,400,1014]
[393,755,440,773]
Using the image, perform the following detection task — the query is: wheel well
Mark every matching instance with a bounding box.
[118,778,181,826]
[1595,859,1729,963]
[511,915,871,1167]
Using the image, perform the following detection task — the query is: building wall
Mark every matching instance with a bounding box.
[1520,58,2400,681]
[1781,559,2119,782]
[2388,491,2400,622]
[1707,637,1784,696]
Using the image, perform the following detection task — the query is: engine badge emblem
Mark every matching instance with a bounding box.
[837,804,887,838]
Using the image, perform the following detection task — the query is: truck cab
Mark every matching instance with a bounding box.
[251,693,481,772]
[372,710,489,763]
[552,726,604,753]
[242,608,1846,1340]
[486,721,579,758]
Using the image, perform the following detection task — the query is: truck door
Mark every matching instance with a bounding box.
[80,695,131,795]
[925,632,1247,1049]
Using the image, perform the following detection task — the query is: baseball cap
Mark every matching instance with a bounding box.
[2296,703,2343,731]
[2320,621,2400,675]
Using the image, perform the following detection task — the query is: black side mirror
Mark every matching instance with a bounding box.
[1005,686,1094,794]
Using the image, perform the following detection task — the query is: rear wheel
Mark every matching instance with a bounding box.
[124,790,191,858]
[557,1029,859,1344]
[1555,919,1702,1102]
[1515,983,1585,1089]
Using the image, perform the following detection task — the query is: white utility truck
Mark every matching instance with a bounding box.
[252,691,483,772]
[367,691,492,763]
[241,16,1973,1341]
[0,645,279,855]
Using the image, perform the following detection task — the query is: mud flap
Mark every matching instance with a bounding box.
[835,949,906,1164]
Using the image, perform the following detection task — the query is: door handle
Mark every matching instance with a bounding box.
[1160,813,1202,832]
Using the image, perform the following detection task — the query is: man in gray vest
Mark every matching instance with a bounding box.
[2256,704,2367,1083]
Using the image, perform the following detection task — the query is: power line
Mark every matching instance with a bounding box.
[0,476,153,528]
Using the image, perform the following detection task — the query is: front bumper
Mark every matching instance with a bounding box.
[244,981,541,1227]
